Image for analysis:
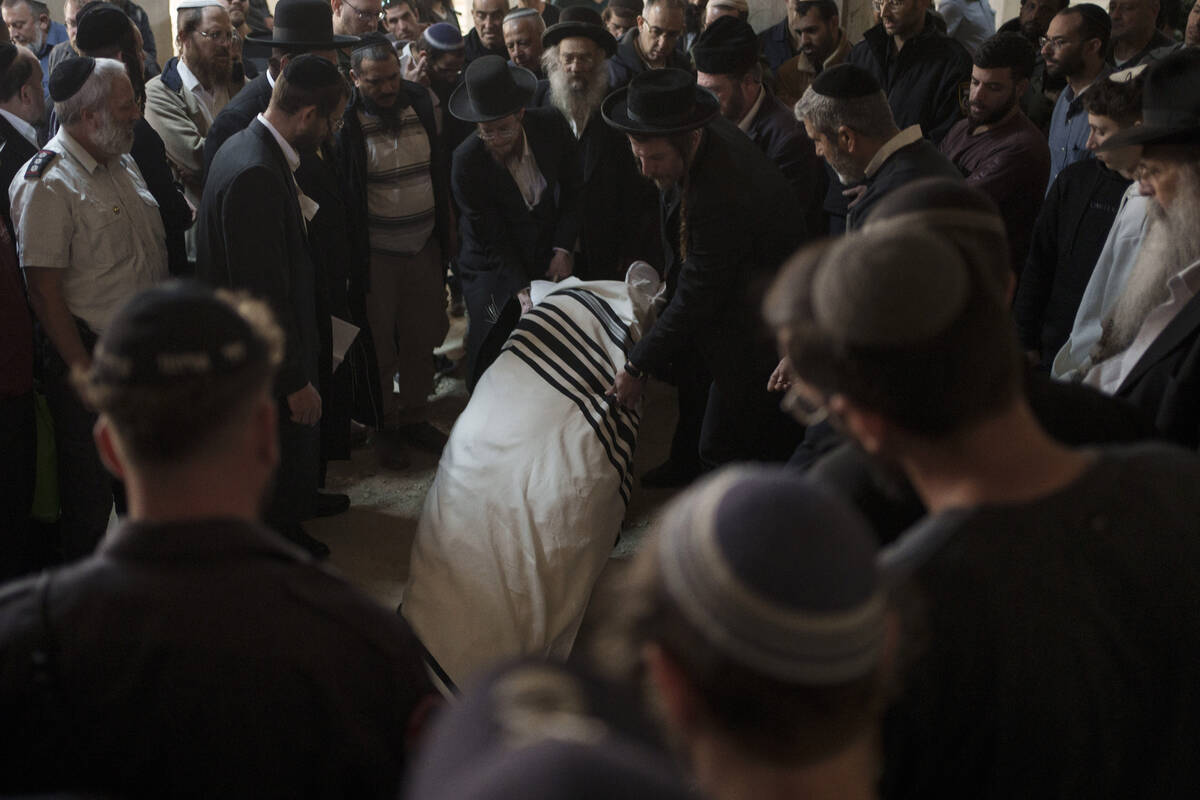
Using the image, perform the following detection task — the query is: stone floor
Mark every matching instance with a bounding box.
[309,314,684,644]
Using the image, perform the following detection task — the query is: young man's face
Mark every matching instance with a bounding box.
[1087,113,1141,178]
[967,65,1020,126]
[385,1,423,40]
[628,134,688,190]
[795,8,838,64]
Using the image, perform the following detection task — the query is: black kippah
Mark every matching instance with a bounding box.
[352,31,392,52]
[560,5,602,24]
[75,2,131,54]
[692,16,758,75]
[811,63,882,98]
[49,57,97,103]
[0,43,19,74]
[282,53,344,88]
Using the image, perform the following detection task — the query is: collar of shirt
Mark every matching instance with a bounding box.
[266,68,276,89]
[53,126,101,174]
[256,112,300,172]
[737,86,766,132]
[864,124,923,178]
[506,128,547,209]
[177,58,219,119]
[1064,65,1113,117]
[0,108,38,148]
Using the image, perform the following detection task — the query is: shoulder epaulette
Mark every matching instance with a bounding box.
[24,149,59,179]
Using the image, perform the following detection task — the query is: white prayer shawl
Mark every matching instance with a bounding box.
[402,269,663,690]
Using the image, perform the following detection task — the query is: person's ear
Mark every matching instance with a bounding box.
[836,123,855,153]
[637,14,647,29]
[297,103,320,128]
[93,416,129,482]
[829,393,888,454]
[643,643,701,737]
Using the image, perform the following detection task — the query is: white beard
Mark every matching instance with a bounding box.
[544,47,609,136]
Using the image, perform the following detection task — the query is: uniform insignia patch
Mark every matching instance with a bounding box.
[25,149,58,179]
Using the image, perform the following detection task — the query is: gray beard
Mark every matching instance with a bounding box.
[95,110,136,158]
[545,52,608,136]
[1092,168,1200,363]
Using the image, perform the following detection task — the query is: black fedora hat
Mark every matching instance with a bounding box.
[244,0,360,50]
[601,68,719,135]
[449,55,538,123]
[1100,49,1200,150]
[542,8,618,56]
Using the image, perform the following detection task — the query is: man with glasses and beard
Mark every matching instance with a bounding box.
[1042,3,1111,187]
[1082,50,1200,446]
[197,55,350,554]
[11,57,167,560]
[338,34,450,469]
[450,55,580,387]
[940,32,1050,278]
[539,7,658,279]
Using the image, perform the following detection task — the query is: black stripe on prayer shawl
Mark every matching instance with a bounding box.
[506,324,638,501]
[550,288,633,352]
[510,315,640,472]
[537,303,615,378]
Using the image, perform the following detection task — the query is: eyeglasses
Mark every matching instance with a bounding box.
[342,0,381,22]
[1038,35,1077,48]
[197,29,240,44]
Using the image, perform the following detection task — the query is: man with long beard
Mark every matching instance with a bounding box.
[939,32,1050,277]
[540,7,658,279]
[1081,51,1200,445]
[10,56,167,559]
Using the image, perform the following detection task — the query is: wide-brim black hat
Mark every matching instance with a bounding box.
[449,56,538,123]
[542,10,617,56]
[601,68,719,135]
[244,0,360,49]
[1100,50,1200,150]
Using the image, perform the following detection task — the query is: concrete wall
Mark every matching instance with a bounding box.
[44,0,173,62]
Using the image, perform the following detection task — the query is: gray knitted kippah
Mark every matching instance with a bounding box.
[810,230,970,348]
[657,467,885,685]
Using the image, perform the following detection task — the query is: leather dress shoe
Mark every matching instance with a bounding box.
[312,492,351,518]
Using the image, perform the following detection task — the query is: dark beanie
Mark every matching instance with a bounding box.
[49,56,97,103]
[811,63,882,98]
[75,2,132,53]
[692,16,758,75]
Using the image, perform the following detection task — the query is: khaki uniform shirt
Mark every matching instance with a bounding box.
[9,127,168,334]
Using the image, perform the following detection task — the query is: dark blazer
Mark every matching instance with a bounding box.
[463,28,508,65]
[629,117,802,384]
[451,106,581,382]
[744,89,827,237]
[131,119,193,277]
[848,137,962,230]
[1116,290,1200,449]
[196,119,318,399]
[608,28,693,90]
[848,13,972,145]
[758,18,796,74]
[202,72,273,177]
[0,114,37,237]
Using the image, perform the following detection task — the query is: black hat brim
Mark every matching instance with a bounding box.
[1098,121,1200,150]
[601,84,720,135]
[447,65,539,123]
[243,32,361,49]
[542,22,617,57]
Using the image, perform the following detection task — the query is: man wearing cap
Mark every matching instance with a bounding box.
[608,0,689,89]
[504,7,545,76]
[539,7,659,278]
[11,57,167,558]
[450,55,580,386]
[402,21,470,150]
[765,222,1200,797]
[144,0,236,221]
[48,0,162,83]
[795,63,960,230]
[0,282,436,796]
[606,468,892,800]
[606,69,803,467]
[693,16,825,235]
[337,33,449,469]
[466,0,511,64]
[520,0,560,26]
[0,43,43,228]
[1080,50,1200,445]
[197,55,350,555]
[771,0,850,108]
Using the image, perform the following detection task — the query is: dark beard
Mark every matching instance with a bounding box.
[360,94,406,131]
[684,3,703,34]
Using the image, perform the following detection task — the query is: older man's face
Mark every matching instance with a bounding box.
[1137,154,1194,211]
[1108,0,1157,44]
[2,0,45,49]
[352,53,402,107]
[334,0,382,36]
[473,0,509,49]
[637,3,684,64]
[504,17,542,71]
[559,36,602,87]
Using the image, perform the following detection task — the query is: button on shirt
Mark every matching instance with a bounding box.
[9,127,168,334]
[1046,71,1110,191]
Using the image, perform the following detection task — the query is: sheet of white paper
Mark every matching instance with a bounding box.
[331,316,360,371]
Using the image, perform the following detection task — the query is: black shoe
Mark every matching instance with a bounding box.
[281,523,330,559]
[376,430,413,471]
[395,421,449,454]
[640,460,701,489]
[349,419,374,448]
[312,492,351,518]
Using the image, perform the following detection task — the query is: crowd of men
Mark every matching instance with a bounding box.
[1,0,1200,794]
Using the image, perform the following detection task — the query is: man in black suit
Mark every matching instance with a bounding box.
[0,43,42,232]
[539,8,659,280]
[605,69,804,468]
[450,55,580,387]
[197,55,349,556]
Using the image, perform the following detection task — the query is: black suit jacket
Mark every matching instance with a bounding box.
[848,137,962,230]
[744,89,827,237]
[202,72,273,178]
[196,119,318,399]
[1116,289,1200,448]
[0,115,36,240]
[629,117,803,385]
